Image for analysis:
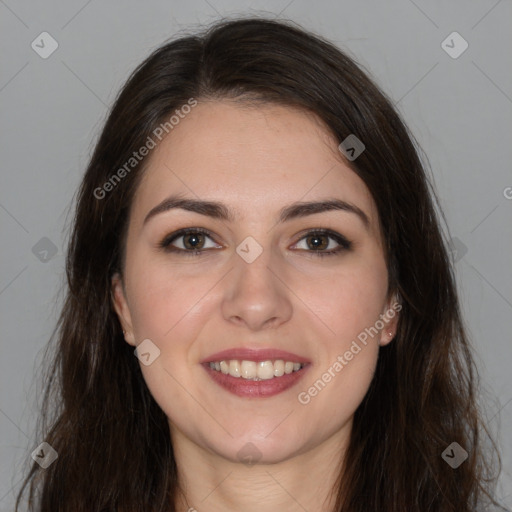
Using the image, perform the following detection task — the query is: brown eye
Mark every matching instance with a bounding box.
[305,233,329,251]
[159,228,221,255]
[292,229,352,257]
[182,232,205,250]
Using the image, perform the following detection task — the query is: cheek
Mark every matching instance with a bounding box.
[289,256,389,344]
[296,322,380,425]
[301,350,379,432]
[126,266,211,421]
[290,259,386,415]
[126,258,206,339]
[125,260,223,394]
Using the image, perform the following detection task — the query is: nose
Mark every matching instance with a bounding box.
[221,245,293,331]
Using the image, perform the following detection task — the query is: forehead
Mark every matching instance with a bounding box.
[131,100,380,235]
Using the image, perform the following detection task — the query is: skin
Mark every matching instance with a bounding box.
[112,100,399,512]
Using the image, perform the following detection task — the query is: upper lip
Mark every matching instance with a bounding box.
[201,348,310,364]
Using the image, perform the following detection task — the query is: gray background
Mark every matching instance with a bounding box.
[1,0,511,509]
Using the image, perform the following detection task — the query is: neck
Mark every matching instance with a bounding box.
[170,424,350,512]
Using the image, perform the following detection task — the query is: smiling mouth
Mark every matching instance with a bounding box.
[207,359,307,381]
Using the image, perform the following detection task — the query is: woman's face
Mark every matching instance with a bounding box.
[112,100,399,465]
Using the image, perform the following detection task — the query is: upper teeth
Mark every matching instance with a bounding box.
[209,360,304,380]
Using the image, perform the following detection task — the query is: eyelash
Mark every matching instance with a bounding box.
[158,227,352,258]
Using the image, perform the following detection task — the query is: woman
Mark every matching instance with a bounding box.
[15,17,505,512]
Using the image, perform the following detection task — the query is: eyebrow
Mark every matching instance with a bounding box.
[143,194,370,230]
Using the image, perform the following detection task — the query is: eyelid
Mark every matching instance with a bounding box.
[290,228,352,253]
[158,227,221,251]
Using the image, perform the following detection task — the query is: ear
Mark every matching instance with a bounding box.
[111,273,136,346]
[378,293,401,347]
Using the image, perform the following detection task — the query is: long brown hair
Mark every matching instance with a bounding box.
[15,17,505,511]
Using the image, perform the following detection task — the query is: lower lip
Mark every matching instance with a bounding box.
[202,363,311,398]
